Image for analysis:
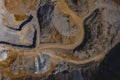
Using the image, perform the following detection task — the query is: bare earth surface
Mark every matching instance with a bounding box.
[0,0,120,80]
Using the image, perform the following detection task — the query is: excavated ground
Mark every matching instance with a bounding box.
[0,0,120,79]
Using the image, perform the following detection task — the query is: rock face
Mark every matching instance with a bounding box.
[0,0,120,80]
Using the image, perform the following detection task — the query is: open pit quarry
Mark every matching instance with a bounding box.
[0,0,120,80]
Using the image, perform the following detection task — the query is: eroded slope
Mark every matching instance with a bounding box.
[0,0,120,79]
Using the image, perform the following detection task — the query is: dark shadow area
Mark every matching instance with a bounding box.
[0,29,37,49]
[37,1,55,35]
[73,9,100,52]
[95,43,120,80]
[46,70,84,80]
[0,15,37,49]
[46,42,120,80]
[6,15,33,31]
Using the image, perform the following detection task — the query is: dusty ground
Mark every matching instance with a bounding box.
[0,0,120,79]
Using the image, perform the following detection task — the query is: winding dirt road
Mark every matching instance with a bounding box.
[40,0,85,50]
[1,0,108,65]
